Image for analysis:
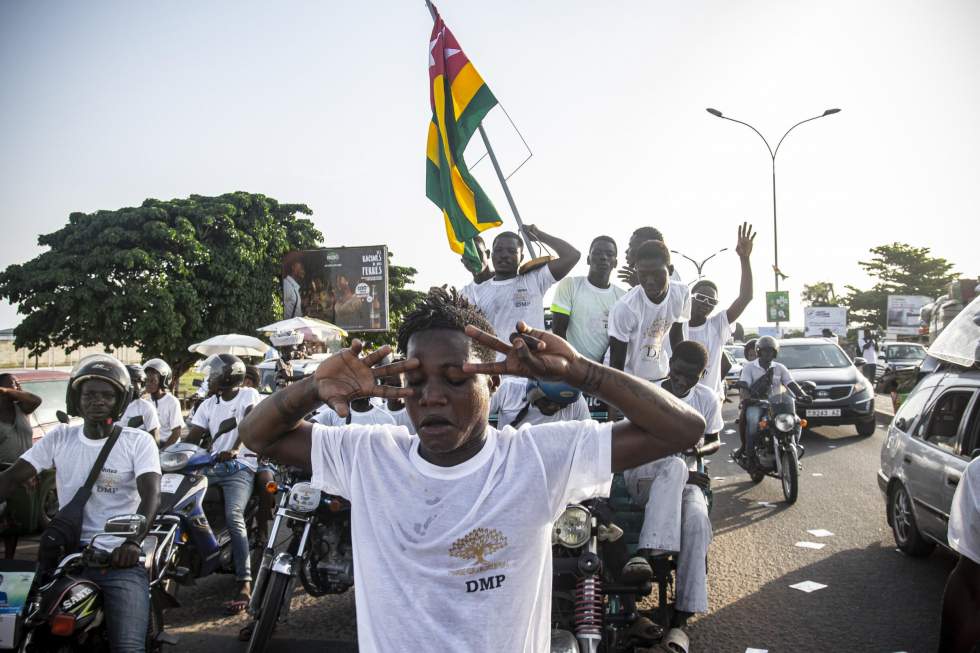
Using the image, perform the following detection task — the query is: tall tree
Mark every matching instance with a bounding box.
[0,192,322,379]
[801,282,839,307]
[843,242,956,328]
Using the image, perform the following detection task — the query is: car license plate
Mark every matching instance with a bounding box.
[807,408,841,417]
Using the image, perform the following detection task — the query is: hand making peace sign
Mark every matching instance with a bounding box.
[313,341,419,417]
[461,321,583,384]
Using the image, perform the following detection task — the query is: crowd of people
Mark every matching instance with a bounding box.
[0,221,975,652]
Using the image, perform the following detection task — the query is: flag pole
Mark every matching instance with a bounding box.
[425,0,538,258]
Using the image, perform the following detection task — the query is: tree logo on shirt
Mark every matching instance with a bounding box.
[448,528,508,576]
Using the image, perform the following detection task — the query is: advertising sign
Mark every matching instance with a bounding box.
[804,306,848,337]
[766,291,790,323]
[281,245,389,332]
[886,295,931,335]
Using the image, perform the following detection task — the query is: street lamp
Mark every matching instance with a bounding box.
[670,247,728,281]
[705,107,841,325]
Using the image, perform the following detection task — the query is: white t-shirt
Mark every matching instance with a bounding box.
[607,281,692,381]
[120,398,161,435]
[309,420,612,653]
[657,380,723,470]
[683,311,732,398]
[191,387,260,471]
[150,393,183,444]
[314,399,398,427]
[21,424,160,551]
[948,456,980,564]
[490,377,590,427]
[739,360,794,397]
[860,338,878,365]
[550,276,626,362]
[383,405,416,433]
[462,266,557,358]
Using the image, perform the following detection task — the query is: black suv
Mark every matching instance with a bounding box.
[777,338,877,436]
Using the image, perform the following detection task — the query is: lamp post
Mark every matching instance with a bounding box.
[670,247,728,281]
[705,107,840,326]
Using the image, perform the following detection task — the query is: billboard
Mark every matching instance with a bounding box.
[886,295,931,335]
[804,306,848,337]
[766,291,790,323]
[282,246,389,332]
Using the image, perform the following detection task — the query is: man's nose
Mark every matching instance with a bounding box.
[418,383,448,406]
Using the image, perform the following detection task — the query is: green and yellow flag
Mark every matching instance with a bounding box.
[425,5,502,271]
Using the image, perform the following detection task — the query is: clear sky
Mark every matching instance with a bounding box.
[2,0,978,333]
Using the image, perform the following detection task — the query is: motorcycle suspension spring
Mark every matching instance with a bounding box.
[574,575,603,636]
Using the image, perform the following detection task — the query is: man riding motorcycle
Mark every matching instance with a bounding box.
[0,354,161,653]
[489,378,590,427]
[120,364,161,441]
[143,358,183,448]
[184,354,260,613]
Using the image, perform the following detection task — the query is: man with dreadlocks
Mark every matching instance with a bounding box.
[239,288,703,652]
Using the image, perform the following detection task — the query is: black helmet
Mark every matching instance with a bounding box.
[756,335,780,355]
[66,354,133,420]
[126,364,147,389]
[207,354,246,391]
[142,358,173,387]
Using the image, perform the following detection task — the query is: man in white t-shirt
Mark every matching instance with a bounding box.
[0,354,161,652]
[620,341,722,627]
[551,235,626,363]
[462,225,579,357]
[184,354,260,613]
[314,396,398,427]
[238,288,704,652]
[120,364,161,441]
[616,226,683,289]
[859,329,878,382]
[490,377,590,428]
[683,223,756,399]
[940,456,980,652]
[609,240,692,381]
[143,358,183,448]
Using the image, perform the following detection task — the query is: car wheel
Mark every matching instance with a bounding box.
[857,418,877,437]
[889,483,935,557]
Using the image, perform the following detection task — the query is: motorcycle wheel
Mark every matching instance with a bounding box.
[781,447,799,504]
[247,571,290,653]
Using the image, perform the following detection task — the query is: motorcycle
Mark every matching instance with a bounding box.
[243,469,353,652]
[1,514,169,652]
[735,388,809,504]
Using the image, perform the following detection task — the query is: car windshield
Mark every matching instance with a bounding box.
[885,344,925,360]
[728,346,745,359]
[20,379,69,426]
[779,344,852,369]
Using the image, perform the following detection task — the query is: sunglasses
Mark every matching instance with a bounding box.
[692,293,719,307]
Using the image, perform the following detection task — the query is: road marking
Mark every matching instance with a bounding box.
[795,541,826,550]
[789,580,827,593]
[807,529,834,537]
[811,473,824,477]
[724,429,736,435]
[745,649,769,653]
[828,445,838,449]
[757,501,776,507]
[714,476,726,480]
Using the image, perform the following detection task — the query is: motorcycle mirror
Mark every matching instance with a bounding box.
[971,448,980,460]
[103,514,147,536]
[597,523,624,543]
[854,357,867,367]
[55,410,70,424]
[192,379,203,388]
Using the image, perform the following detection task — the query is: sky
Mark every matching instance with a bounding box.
[2,0,979,334]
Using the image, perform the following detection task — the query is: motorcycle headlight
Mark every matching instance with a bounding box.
[552,504,591,548]
[288,482,321,513]
[160,451,191,473]
[774,413,797,433]
[550,629,579,653]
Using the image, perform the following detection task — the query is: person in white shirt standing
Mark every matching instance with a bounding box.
[0,354,161,653]
[551,235,626,363]
[608,240,692,381]
[238,289,704,653]
[462,225,580,354]
[859,328,878,383]
[143,358,182,448]
[120,365,161,442]
[683,223,756,400]
[184,354,260,613]
[940,455,980,652]
[490,377,590,428]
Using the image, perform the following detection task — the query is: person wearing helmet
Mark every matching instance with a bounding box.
[0,354,161,652]
[184,353,260,613]
[743,338,759,363]
[489,377,589,428]
[734,336,812,460]
[620,341,722,628]
[143,359,182,448]
[119,364,161,442]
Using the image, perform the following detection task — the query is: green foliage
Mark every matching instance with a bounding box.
[353,253,425,350]
[843,242,956,329]
[801,282,839,307]
[0,192,322,379]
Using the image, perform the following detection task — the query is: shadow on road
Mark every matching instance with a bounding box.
[688,542,956,653]
[710,479,793,537]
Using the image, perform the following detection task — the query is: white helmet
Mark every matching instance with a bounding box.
[142,358,173,387]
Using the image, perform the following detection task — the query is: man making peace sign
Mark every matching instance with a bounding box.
[239,288,703,653]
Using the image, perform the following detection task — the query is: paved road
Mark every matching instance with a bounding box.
[163,401,955,652]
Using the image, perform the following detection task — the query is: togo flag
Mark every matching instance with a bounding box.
[425,5,502,270]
